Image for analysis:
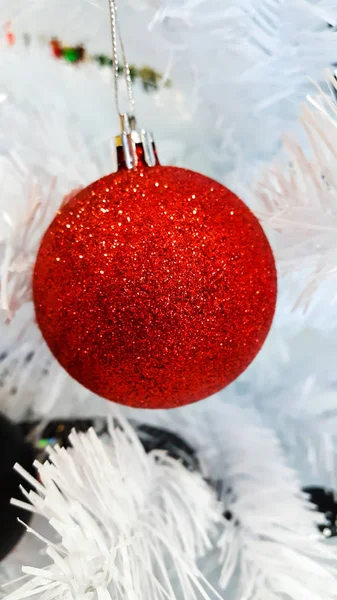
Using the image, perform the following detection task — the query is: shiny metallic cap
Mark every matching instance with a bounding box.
[115,113,158,170]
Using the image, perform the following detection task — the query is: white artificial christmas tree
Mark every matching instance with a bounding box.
[1,2,337,600]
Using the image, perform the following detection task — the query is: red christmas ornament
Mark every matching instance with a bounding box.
[33,120,276,409]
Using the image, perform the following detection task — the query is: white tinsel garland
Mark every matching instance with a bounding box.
[215,406,337,600]
[6,404,337,600]
[6,416,222,600]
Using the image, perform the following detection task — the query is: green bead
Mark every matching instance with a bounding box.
[63,47,80,63]
[96,55,111,66]
[129,65,137,81]
[139,67,160,91]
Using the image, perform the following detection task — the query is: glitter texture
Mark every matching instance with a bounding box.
[33,166,277,409]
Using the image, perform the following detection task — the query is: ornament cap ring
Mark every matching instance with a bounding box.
[115,113,158,170]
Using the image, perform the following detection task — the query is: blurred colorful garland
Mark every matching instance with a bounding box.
[3,23,171,92]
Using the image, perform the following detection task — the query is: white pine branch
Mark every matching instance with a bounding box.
[0,169,57,321]
[255,73,337,311]
[250,329,337,492]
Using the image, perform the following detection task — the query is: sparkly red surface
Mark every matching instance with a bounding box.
[33,166,277,409]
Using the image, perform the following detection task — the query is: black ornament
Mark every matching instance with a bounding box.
[18,420,201,473]
[303,486,337,538]
[0,414,36,561]
[136,424,200,472]
[41,419,97,447]
[19,419,108,459]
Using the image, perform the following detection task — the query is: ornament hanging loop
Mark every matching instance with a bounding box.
[107,0,158,170]
[108,0,135,119]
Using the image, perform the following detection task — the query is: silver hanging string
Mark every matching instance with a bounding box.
[107,0,157,170]
[117,20,135,116]
[108,0,120,115]
[108,0,135,119]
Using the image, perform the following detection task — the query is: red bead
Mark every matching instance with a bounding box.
[6,32,15,46]
[33,166,277,409]
[4,22,15,47]
[50,39,63,59]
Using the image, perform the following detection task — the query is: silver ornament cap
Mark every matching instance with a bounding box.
[115,113,158,170]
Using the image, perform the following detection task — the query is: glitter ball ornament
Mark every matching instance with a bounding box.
[33,119,276,409]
